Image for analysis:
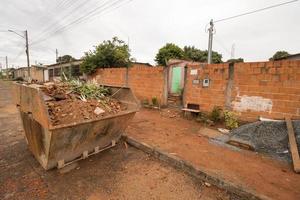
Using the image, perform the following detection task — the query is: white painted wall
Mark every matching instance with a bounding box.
[44,69,49,82]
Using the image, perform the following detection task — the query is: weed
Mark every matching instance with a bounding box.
[210,106,223,123]
[223,110,239,129]
[67,79,111,100]
[142,99,149,105]
[151,97,159,106]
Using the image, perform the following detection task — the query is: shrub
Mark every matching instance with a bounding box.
[210,106,223,123]
[223,110,239,129]
[151,97,159,106]
[142,99,149,105]
[196,112,214,126]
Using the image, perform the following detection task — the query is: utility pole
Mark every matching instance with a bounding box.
[231,44,236,59]
[25,30,31,81]
[207,19,214,64]
[5,56,8,79]
[56,49,58,62]
[8,29,31,81]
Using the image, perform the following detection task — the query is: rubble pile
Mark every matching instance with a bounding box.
[41,81,127,126]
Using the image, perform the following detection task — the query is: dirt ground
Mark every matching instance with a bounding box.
[0,80,232,200]
[126,108,300,200]
[42,82,126,126]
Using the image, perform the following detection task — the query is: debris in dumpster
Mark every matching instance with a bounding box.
[41,80,127,126]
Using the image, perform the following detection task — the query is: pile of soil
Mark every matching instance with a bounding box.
[41,83,127,126]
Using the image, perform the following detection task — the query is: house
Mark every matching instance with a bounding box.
[45,59,83,81]
[13,65,46,82]
[13,67,28,80]
[278,53,300,61]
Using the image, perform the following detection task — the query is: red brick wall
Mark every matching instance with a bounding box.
[92,68,126,86]
[128,66,165,104]
[232,60,300,121]
[184,63,229,111]
[184,61,300,121]
[90,66,165,104]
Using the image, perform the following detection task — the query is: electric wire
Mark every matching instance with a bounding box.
[33,0,97,42]
[214,0,299,23]
[31,0,132,46]
[31,0,128,45]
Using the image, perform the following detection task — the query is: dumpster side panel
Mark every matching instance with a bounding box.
[20,111,51,169]
[17,85,49,128]
[12,83,21,106]
[109,87,140,110]
[46,113,135,169]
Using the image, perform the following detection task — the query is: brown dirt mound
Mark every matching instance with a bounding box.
[41,83,127,126]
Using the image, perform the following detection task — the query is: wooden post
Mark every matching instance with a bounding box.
[285,117,300,173]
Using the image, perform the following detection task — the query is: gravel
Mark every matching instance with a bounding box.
[229,120,300,162]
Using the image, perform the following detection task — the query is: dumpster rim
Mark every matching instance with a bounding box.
[48,108,139,130]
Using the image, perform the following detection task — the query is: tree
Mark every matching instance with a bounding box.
[226,58,244,63]
[80,37,131,74]
[155,43,185,66]
[183,46,203,62]
[269,51,290,61]
[183,46,223,63]
[57,55,75,63]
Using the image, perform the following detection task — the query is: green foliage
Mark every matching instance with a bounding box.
[183,46,223,63]
[223,110,239,129]
[226,58,244,63]
[155,44,223,66]
[80,37,131,74]
[210,106,223,123]
[67,80,111,100]
[269,51,290,61]
[151,97,159,106]
[196,112,214,126]
[155,43,185,66]
[57,55,75,63]
[142,99,149,105]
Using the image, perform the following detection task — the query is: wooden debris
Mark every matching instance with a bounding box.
[285,118,300,173]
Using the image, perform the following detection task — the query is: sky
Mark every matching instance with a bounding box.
[0,0,299,68]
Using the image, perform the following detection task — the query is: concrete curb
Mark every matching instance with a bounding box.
[123,135,271,200]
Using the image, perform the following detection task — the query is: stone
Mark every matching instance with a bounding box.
[94,107,105,115]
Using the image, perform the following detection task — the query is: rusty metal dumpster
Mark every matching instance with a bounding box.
[13,83,140,170]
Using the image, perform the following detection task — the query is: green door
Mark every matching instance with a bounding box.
[171,67,182,94]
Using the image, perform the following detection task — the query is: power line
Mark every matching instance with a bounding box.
[31,0,132,46]
[33,0,95,41]
[31,0,111,43]
[215,0,298,23]
[32,0,129,45]
[11,48,26,64]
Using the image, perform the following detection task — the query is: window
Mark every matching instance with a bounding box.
[54,68,61,76]
[71,65,82,77]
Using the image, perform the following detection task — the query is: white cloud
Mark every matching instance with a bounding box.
[0,0,299,67]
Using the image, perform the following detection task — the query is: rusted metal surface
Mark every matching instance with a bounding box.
[13,83,140,170]
[13,83,50,128]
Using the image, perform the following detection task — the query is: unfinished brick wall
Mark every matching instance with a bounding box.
[91,68,127,86]
[90,66,165,104]
[232,61,300,121]
[128,66,165,104]
[184,61,300,121]
[184,63,229,111]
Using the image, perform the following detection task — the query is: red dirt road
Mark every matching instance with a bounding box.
[0,81,231,200]
[126,108,300,200]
